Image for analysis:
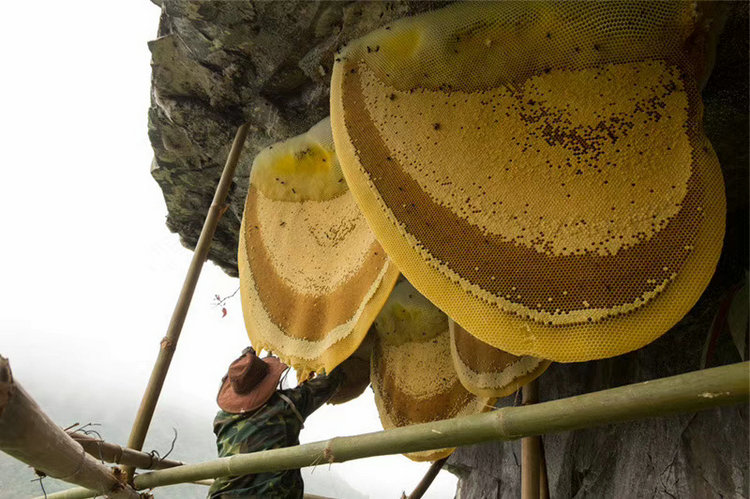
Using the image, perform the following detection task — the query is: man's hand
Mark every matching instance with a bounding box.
[328,356,370,405]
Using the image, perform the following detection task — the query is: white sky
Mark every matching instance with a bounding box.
[0,1,457,498]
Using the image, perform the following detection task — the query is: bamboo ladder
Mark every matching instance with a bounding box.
[28,362,750,499]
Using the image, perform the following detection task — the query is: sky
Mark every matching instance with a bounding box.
[0,1,456,498]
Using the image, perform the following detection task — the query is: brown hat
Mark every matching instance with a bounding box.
[217,348,288,413]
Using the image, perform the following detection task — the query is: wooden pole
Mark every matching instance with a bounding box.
[407,457,448,499]
[45,362,749,497]
[0,357,139,499]
[124,123,250,479]
[522,380,540,499]
[70,433,184,470]
[539,437,549,499]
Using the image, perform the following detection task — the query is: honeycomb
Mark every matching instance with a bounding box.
[371,281,495,461]
[450,319,551,398]
[331,1,726,361]
[238,117,399,376]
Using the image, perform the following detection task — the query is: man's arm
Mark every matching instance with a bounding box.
[286,368,345,419]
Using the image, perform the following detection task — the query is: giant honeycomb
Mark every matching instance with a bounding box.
[371,280,495,461]
[331,1,726,361]
[238,117,400,376]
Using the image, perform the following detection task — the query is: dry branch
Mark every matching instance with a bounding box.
[407,457,448,499]
[125,123,250,479]
[0,356,139,498]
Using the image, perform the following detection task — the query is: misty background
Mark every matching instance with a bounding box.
[0,1,457,497]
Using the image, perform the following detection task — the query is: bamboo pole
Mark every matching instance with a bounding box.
[46,362,749,497]
[0,357,139,499]
[134,362,749,488]
[38,480,217,499]
[125,123,250,479]
[70,433,184,470]
[41,484,324,499]
[407,457,448,499]
[521,380,540,499]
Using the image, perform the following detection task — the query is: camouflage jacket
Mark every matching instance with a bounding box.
[208,370,344,498]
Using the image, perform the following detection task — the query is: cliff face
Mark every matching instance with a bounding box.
[148,0,446,276]
[147,1,749,497]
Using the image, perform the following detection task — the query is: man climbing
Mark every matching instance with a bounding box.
[208,347,346,498]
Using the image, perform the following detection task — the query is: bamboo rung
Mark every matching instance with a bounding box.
[41,362,749,499]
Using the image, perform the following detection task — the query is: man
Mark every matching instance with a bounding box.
[208,347,345,498]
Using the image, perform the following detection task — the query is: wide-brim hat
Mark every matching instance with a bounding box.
[217,349,288,414]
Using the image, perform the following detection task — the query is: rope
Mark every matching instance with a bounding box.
[277,393,305,429]
[31,472,47,499]
[146,427,178,469]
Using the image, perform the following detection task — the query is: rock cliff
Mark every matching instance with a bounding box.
[147,2,748,497]
[148,0,446,275]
